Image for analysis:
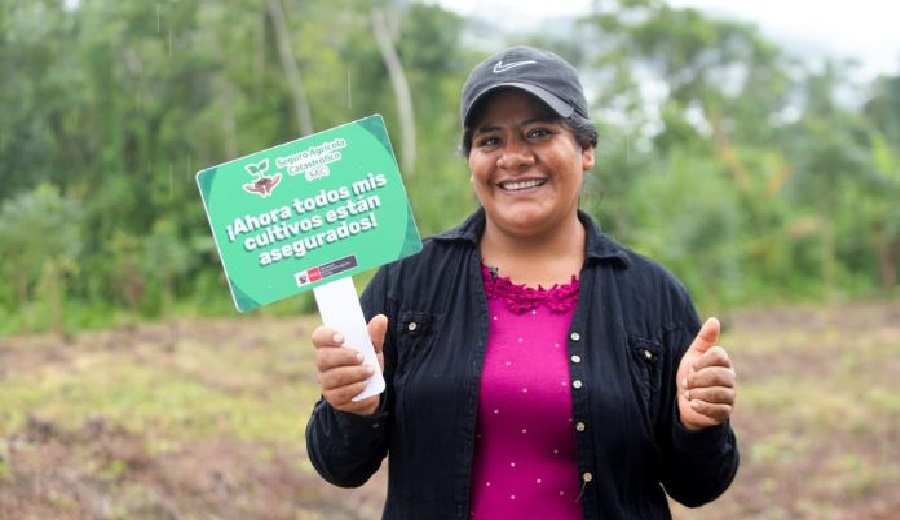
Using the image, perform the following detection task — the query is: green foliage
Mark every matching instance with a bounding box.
[0,184,83,332]
[0,0,897,333]
[0,184,81,289]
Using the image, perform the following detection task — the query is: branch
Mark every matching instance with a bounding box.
[371,7,416,176]
[265,0,314,136]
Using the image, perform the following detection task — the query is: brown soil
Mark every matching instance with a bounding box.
[1,303,898,519]
[0,417,386,520]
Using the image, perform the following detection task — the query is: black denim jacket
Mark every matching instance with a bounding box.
[306,209,739,519]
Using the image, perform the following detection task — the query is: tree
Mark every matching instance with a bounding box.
[372,5,417,176]
[862,73,900,290]
[0,184,82,332]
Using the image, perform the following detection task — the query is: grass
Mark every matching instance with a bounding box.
[670,302,900,520]
[1,304,898,519]
[0,318,321,447]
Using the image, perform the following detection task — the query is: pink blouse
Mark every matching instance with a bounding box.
[469,265,582,519]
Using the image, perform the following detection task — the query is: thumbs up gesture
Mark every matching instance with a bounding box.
[676,317,737,431]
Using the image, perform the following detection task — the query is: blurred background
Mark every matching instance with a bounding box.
[0,1,897,519]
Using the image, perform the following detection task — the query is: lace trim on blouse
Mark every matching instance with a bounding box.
[481,264,580,314]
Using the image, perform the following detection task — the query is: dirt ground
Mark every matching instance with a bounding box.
[1,302,898,519]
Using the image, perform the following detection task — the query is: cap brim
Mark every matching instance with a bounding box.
[465,83,575,126]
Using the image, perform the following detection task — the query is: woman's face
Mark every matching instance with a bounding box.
[468,89,594,240]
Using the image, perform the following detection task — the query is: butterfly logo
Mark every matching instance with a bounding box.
[242,158,282,197]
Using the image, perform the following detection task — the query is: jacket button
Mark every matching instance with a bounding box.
[570,332,580,341]
[643,349,653,359]
[408,321,417,331]
[576,421,585,432]
[582,472,593,483]
[572,380,583,389]
[570,355,581,363]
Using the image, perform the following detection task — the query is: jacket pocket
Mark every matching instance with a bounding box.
[396,310,440,377]
[627,336,663,422]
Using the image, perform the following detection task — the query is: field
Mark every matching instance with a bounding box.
[1,303,898,519]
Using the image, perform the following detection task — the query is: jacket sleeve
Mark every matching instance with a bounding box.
[657,300,740,507]
[304,266,397,488]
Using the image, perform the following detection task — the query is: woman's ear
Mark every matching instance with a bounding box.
[581,146,595,172]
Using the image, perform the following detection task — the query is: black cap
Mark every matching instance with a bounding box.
[460,46,589,127]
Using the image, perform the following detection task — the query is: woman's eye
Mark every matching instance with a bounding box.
[476,136,500,147]
[527,128,551,139]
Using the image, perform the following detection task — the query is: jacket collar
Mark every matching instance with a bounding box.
[432,207,630,268]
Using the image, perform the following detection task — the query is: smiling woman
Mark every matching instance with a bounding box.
[304,46,740,520]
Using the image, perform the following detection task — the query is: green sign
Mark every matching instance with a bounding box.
[197,115,422,312]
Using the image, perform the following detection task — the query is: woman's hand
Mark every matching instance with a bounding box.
[312,314,388,416]
[676,317,737,431]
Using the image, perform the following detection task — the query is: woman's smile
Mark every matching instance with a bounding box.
[496,177,548,192]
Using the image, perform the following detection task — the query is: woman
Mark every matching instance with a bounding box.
[306,46,739,519]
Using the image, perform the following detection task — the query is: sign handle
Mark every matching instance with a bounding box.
[313,277,386,401]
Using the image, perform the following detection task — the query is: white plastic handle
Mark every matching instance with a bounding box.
[313,277,385,401]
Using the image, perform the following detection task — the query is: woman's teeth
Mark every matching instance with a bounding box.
[500,179,546,191]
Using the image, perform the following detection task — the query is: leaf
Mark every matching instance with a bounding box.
[871,131,898,182]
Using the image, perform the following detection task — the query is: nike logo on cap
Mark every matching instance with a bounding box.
[493,59,537,73]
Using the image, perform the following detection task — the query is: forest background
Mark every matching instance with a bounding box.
[1,0,898,334]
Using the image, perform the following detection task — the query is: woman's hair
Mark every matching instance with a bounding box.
[460,112,598,158]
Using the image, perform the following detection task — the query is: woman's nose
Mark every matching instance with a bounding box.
[496,140,535,170]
